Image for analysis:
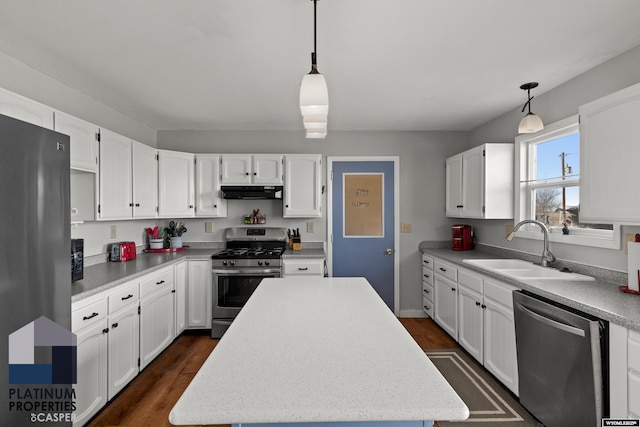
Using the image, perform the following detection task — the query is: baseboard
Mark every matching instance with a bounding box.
[399,309,427,318]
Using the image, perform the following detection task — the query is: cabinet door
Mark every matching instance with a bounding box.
[132,141,158,218]
[139,288,175,369]
[483,295,519,395]
[107,304,139,400]
[73,319,108,427]
[195,154,227,217]
[174,261,187,336]
[221,154,252,184]
[55,111,99,172]
[158,150,195,218]
[579,82,640,225]
[445,153,463,217]
[99,130,133,219]
[434,275,457,339]
[460,146,484,218]
[0,87,53,129]
[186,260,212,329]
[457,285,483,364]
[284,154,322,218]
[253,154,283,184]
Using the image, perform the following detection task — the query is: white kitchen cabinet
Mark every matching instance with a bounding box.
[139,267,175,369]
[195,154,227,217]
[482,278,519,395]
[457,270,483,364]
[579,81,640,225]
[610,323,640,418]
[433,259,458,339]
[158,149,195,218]
[107,282,139,400]
[284,154,322,218]
[221,154,283,185]
[421,254,434,318]
[54,111,99,173]
[445,143,513,219]
[132,141,158,218]
[72,298,108,427]
[174,260,187,336]
[186,260,212,329]
[283,258,325,277]
[99,129,133,219]
[0,87,53,129]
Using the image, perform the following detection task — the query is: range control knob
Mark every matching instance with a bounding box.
[265,260,270,266]
[258,261,263,266]
[222,261,228,266]
[230,260,235,266]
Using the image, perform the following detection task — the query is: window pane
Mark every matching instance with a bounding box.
[533,186,612,230]
[534,133,579,183]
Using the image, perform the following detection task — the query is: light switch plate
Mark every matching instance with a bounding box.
[205,221,213,233]
[110,225,117,239]
[401,222,412,233]
[306,222,315,233]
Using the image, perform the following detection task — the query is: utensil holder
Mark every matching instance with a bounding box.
[170,236,183,249]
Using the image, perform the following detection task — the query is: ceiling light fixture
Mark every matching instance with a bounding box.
[518,82,544,134]
[299,0,328,139]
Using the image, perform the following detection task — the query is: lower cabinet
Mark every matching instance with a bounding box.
[174,260,187,336]
[610,323,640,418]
[186,260,212,329]
[139,267,175,370]
[429,255,519,396]
[282,258,325,277]
[107,303,139,400]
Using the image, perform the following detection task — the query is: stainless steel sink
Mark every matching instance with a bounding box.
[462,259,595,281]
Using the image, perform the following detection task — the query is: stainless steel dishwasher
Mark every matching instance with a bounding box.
[513,290,609,427]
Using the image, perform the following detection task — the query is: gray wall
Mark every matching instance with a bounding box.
[157,130,469,315]
[468,44,640,272]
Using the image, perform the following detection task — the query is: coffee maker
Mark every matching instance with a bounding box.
[452,224,474,251]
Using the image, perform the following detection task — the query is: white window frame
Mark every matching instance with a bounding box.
[514,115,621,249]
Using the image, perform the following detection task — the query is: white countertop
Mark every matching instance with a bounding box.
[169,277,468,425]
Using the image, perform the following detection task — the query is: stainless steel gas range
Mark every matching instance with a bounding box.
[211,227,288,338]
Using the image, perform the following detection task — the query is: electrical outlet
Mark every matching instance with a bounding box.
[306,222,315,233]
[401,222,412,233]
[110,225,117,239]
[205,221,213,233]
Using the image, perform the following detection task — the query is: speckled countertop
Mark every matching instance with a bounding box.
[169,277,468,425]
[419,244,640,332]
[72,245,326,303]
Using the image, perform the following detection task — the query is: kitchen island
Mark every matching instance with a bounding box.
[169,277,468,427]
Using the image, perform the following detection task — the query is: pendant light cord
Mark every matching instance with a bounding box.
[310,0,319,74]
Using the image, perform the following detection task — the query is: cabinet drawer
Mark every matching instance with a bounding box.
[421,266,434,285]
[422,282,434,303]
[421,254,434,270]
[484,279,516,309]
[139,267,174,299]
[629,335,640,374]
[422,297,433,318]
[458,269,482,294]
[283,259,324,276]
[72,299,107,332]
[108,282,139,314]
[434,259,457,282]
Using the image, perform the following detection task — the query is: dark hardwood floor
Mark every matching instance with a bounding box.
[88,318,457,427]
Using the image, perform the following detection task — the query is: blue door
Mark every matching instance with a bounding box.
[331,161,395,310]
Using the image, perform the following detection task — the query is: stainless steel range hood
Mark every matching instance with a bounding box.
[221,185,283,200]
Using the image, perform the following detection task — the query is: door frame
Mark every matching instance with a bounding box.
[326,156,400,315]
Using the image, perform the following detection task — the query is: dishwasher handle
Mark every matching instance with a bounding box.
[515,301,586,337]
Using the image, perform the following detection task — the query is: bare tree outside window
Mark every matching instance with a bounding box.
[535,188,561,224]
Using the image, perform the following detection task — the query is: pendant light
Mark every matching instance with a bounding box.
[299,0,328,139]
[518,82,544,134]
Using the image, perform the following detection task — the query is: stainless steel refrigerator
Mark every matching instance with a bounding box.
[0,113,72,426]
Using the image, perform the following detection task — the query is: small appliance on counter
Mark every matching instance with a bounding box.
[71,238,84,282]
[452,224,474,251]
[111,241,137,262]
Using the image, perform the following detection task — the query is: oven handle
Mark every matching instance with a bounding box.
[212,268,281,275]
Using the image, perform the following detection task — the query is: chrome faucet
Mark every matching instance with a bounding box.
[506,219,556,267]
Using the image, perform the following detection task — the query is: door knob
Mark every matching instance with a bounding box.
[386,248,392,255]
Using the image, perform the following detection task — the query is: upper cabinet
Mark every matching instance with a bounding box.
[195,154,227,218]
[579,82,640,225]
[221,154,283,185]
[0,87,53,129]
[99,130,158,220]
[284,154,322,218]
[54,111,99,173]
[158,150,195,218]
[446,143,513,219]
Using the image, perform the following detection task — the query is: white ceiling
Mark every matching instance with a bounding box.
[2,0,640,132]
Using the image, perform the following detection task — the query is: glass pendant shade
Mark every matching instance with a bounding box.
[300,73,329,116]
[303,114,327,130]
[306,130,327,139]
[518,113,544,133]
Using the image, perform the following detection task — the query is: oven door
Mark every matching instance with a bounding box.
[212,268,281,319]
